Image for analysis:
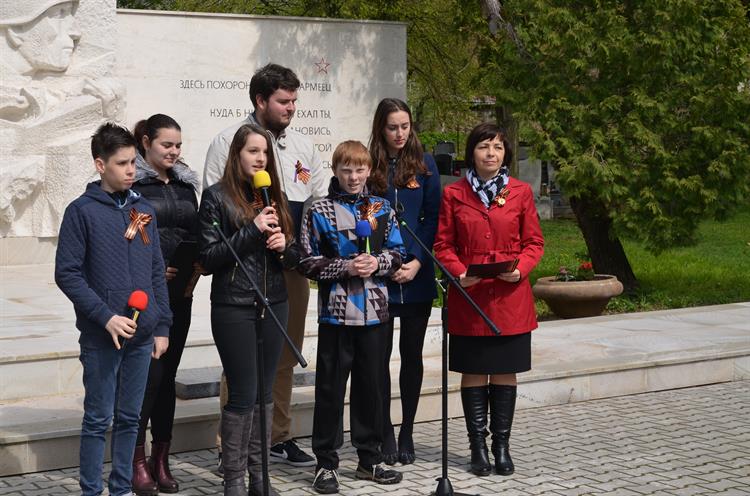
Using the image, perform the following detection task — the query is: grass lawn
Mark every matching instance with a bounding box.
[530,205,750,318]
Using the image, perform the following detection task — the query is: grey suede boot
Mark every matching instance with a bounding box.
[248,403,280,496]
[221,409,252,496]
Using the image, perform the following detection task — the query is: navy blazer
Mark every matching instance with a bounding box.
[384,153,441,305]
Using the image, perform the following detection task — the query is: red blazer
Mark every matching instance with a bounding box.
[434,177,544,336]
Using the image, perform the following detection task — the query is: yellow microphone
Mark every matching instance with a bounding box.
[253,170,277,232]
[253,170,272,208]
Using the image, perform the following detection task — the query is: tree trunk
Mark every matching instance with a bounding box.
[495,105,520,177]
[568,195,639,293]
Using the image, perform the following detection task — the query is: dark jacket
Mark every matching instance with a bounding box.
[55,182,172,348]
[383,153,441,304]
[299,178,405,326]
[197,182,300,306]
[133,155,200,300]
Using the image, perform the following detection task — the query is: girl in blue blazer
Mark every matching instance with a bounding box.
[368,98,441,465]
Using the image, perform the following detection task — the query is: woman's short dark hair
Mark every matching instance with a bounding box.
[91,122,137,161]
[464,123,513,170]
[249,64,300,108]
[133,114,181,157]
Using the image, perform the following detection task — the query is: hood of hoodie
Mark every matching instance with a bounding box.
[135,153,200,191]
[83,181,141,209]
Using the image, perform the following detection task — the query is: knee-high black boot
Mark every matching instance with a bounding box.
[221,409,252,496]
[489,384,516,476]
[460,386,492,476]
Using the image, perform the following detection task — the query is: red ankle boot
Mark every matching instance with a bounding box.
[149,441,179,493]
[132,445,158,496]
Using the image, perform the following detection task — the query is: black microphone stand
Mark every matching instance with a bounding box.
[393,206,501,496]
[213,222,307,496]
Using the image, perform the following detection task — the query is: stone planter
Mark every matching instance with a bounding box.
[532,274,624,319]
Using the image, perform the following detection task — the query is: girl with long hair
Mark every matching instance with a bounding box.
[368,98,441,465]
[198,124,298,496]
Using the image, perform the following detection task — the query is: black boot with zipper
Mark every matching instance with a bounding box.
[489,384,517,476]
[460,386,492,476]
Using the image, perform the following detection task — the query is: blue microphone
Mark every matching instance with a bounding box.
[354,220,371,254]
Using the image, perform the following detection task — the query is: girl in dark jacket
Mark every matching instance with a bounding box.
[368,98,441,465]
[131,114,200,495]
[198,124,299,496]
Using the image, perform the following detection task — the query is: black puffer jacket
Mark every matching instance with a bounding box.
[133,155,200,299]
[197,182,300,306]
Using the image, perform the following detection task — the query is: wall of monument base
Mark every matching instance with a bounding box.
[0,237,57,266]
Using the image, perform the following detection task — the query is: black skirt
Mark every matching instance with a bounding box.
[449,332,531,374]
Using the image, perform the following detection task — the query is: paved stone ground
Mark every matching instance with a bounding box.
[2,381,748,496]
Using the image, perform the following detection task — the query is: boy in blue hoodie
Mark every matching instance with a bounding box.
[299,141,405,494]
[55,122,172,496]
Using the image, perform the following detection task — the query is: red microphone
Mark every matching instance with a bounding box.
[119,290,148,347]
[128,290,149,321]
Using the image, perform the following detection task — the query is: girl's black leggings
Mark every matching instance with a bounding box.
[211,301,287,414]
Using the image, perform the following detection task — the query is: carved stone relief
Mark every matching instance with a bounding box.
[0,0,123,237]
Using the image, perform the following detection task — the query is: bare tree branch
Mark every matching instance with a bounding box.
[480,0,531,60]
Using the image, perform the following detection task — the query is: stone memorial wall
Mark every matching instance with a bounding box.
[115,9,406,177]
[0,6,406,264]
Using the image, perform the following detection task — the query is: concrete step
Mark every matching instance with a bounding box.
[174,366,316,399]
[0,263,444,402]
[0,319,443,402]
[3,302,749,475]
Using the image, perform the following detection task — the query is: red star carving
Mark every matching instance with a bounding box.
[315,57,331,74]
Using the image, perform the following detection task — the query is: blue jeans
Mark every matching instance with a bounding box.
[79,341,152,496]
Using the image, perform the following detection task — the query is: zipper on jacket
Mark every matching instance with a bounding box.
[164,181,176,232]
[231,262,237,282]
[362,200,369,325]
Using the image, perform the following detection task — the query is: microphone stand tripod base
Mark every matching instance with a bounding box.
[430,477,479,496]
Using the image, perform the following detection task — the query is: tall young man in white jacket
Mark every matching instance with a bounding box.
[204,63,330,490]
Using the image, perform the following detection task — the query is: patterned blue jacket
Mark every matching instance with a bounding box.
[299,178,405,326]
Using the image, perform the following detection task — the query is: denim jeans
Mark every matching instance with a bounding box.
[79,341,152,496]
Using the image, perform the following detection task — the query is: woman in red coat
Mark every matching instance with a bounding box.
[433,122,544,477]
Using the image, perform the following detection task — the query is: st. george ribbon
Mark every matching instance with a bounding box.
[354,219,371,254]
[119,290,148,347]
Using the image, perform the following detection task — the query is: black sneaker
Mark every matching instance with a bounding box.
[312,467,339,494]
[355,463,403,484]
[270,439,315,467]
[270,439,316,466]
